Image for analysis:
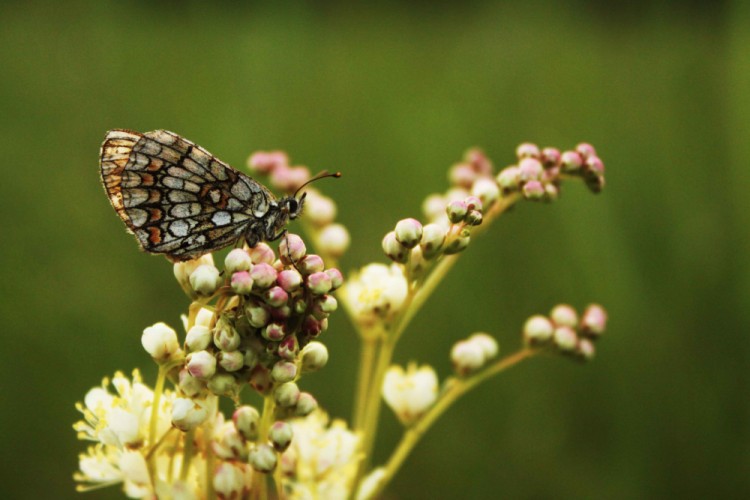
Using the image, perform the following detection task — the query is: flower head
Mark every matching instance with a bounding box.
[382,363,439,425]
[344,263,408,326]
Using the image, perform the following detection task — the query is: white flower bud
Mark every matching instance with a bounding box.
[301,341,329,373]
[451,340,485,376]
[178,368,204,398]
[212,422,247,460]
[550,304,578,328]
[420,223,446,259]
[318,223,350,258]
[271,361,297,383]
[471,178,500,208]
[194,307,215,328]
[172,397,209,431]
[554,326,578,352]
[382,363,438,425]
[174,254,214,296]
[523,315,554,345]
[269,421,293,452]
[185,325,211,352]
[224,248,252,274]
[295,392,318,417]
[207,373,238,397]
[274,382,300,408]
[394,218,423,249]
[218,351,245,372]
[186,350,216,380]
[469,332,499,360]
[248,443,277,473]
[189,264,221,296]
[382,231,408,263]
[303,190,336,226]
[141,322,180,362]
[233,405,260,441]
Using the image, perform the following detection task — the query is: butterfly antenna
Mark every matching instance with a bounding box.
[293,170,342,198]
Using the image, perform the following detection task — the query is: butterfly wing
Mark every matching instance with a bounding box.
[100,129,276,261]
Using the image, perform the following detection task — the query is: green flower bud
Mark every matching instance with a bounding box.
[420,223,446,259]
[233,405,260,441]
[248,443,277,473]
[271,361,298,383]
[295,392,318,417]
[394,218,423,249]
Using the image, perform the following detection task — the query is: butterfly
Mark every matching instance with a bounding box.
[100,129,334,262]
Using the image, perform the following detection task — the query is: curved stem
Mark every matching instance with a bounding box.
[370,349,536,499]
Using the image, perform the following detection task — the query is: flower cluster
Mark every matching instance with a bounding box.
[76,139,609,500]
[171,236,342,400]
[523,303,608,361]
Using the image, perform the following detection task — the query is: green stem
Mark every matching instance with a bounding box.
[204,395,218,500]
[251,396,276,500]
[179,429,195,482]
[147,364,168,485]
[353,332,380,431]
[370,349,535,499]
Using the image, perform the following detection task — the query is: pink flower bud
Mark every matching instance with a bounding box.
[250,263,278,289]
[262,322,287,342]
[186,350,216,380]
[496,166,521,190]
[247,150,288,174]
[518,158,544,181]
[264,286,289,307]
[325,268,344,290]
[449,163,478,188]
[394,218,423,249]
[516,142,540,159]
[278,335,299,360]
[541,147,561,167]
[224,248,252,273]
[279,233,306,265]
[298,254,324,275]
[581,304,607,337]
[576,142,597,159]
[248,242,275,264]
[561,150,584,172]
[522,180,545,200]
[306,271,333,295]
[446,200,468,223]
[318,224,350,258]
[585,155,605,175]
[278,269,303,292]
[553,326,578,352]
[230,271,254,295]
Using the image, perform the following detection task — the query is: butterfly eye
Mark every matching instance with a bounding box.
[288,199,298,213]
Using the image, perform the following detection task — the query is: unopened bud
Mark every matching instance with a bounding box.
[550,304,578,328]
[172,397,209,431]
[269,421,294,452]
[382,231,408,263]
[523,315,554,345]
[225,249,252,274]
[233,405,260,440]
[141,322,180,362]
[271,361,297,383]
[394,218,423,249]
[274,381,300,408]
[301,341,329,372]
[248,443,277,473]
[189,265,221,296]
[553,326,578,352]
[279,233,307,265]
[295,392,318,416]
[186,350,216,380]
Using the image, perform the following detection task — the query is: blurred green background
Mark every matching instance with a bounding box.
[1,1,748,498]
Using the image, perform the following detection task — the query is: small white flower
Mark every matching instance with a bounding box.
[281,411,361,500]
[382,363,438,425]
[73,370,176,497]
[345,263,408,326]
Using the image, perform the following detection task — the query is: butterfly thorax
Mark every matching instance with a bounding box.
[246,195,305,246]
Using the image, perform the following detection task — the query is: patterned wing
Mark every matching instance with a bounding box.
[100,129,276,261]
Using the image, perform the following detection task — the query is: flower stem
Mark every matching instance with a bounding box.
[147,364,168,485]
[353,331,381,431]
[370,348,536,499]
[251,395,276,500]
